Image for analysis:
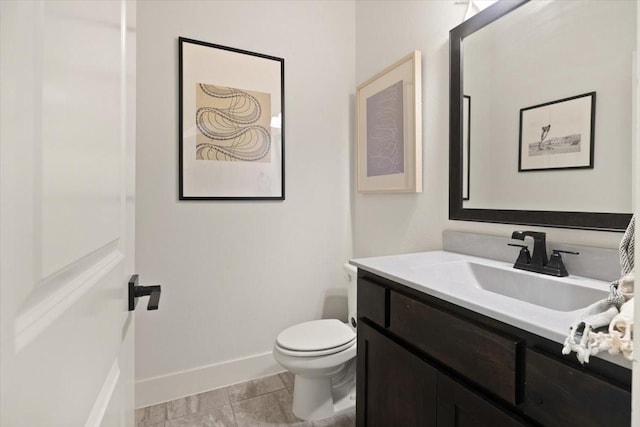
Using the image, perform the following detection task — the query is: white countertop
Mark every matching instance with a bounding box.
[350,250,632,370]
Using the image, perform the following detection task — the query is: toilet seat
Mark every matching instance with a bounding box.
[276,319,356,357]
[275,339,355,357]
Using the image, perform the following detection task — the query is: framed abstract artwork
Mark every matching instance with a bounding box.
[356,51,422,193]
[179,37,285,200]
[518,92,595,172]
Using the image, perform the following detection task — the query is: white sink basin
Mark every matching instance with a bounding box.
[464,262,606,311]
[411,260,608,312]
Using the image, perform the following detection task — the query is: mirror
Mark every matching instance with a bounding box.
[449,0,634,231]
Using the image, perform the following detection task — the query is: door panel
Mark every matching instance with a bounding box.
[40,0,122,278]
[0,1,136,426]
[357,321,438,427]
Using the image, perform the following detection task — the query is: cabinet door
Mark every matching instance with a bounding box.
[523,349,630,427]
[437,374,528,427]
[357,321,437,427]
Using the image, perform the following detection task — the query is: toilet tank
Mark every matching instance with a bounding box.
[344,263,358,332]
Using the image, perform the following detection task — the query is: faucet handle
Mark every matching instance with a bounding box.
[508,243,531,265]
[511,231,548,266]
[547,250,579,277]
[552,249,579,256]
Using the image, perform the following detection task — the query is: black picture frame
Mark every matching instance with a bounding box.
[518,92,595,172]
[462,95,470,200]
[178,37,285,200]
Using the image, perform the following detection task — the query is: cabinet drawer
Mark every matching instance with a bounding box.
[523,349,630,427]
[389,291,521,404]
[357,277,388,327]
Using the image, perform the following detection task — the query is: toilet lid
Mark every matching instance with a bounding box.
[276,319,356,352]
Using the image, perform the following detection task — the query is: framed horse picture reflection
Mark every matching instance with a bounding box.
[518,92,595,172]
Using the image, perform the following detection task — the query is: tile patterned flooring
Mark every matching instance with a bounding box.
[135,372,355,427]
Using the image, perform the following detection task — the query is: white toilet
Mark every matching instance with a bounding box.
[273,263,358,421]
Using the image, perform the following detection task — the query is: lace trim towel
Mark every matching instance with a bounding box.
[562,214,635,363]
[562,273,634,363]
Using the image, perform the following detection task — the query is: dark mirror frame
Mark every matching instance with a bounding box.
[449,0,632,232]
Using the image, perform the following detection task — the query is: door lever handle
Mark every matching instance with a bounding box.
[128,274,162,311]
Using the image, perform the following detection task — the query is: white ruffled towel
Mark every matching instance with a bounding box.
[562,273,634,363]
[562,215,635,363]
[588,296,634,360]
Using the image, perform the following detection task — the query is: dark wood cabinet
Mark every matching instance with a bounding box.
[523,349,631,427]
[390,291,522,405]
[356,321,437,427]
[437,374,527,427]
[357,276,389,328]
[356,269,632,427]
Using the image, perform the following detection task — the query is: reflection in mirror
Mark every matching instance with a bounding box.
[462,95,470,201]
[450,0,634,230]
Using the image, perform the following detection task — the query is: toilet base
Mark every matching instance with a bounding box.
[291,359,356,421]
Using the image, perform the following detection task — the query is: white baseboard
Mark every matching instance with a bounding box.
[135,351,282,408]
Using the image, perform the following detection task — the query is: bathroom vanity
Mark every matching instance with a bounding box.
[352,252,631,427]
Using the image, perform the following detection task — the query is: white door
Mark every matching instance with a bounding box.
[1,1,137,426]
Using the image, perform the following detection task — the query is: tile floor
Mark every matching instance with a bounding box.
[135,372,355,427]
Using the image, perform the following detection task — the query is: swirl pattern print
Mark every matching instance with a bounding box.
[196,84,271,162]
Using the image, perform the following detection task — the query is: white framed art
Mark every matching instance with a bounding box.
[356,51,422,193]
